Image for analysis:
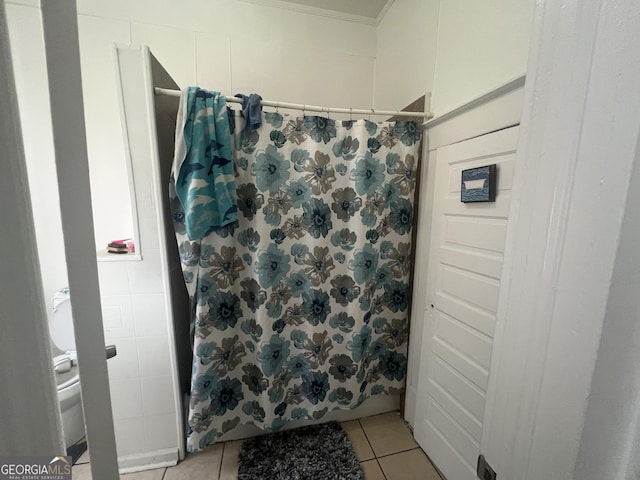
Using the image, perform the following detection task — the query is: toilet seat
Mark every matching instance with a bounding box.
[55,360,80,391]
[49,289,80,392]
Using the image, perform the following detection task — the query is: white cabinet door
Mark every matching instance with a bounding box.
[414,126,519,480]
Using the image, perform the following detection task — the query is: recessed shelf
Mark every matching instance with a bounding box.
[96,250,142,262]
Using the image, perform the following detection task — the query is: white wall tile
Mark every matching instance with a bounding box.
[140,376,176,416]
[131,22,196,89]
[132,294,169,337]
[106,337,140,380]
[110,377,143,420]
[195,32,231,94]
[143,413,179,451]
[137,336,172,377]
[131,178,157,229]
[101,294,136,339]
[127,249,164,295]
[98,262,130,296]
[113,416,146,456]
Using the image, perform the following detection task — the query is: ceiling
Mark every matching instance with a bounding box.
[241,0,394,25]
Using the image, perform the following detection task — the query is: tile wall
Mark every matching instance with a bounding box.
[98,254,179,459]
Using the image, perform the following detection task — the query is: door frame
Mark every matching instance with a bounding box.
[481,0,640,478]
[0,0,65,456]
[40,2,120,478]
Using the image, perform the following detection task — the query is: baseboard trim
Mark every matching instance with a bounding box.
[117,448,178,474]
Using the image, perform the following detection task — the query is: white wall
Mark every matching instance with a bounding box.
[77,14,133,252]
[92,0,377,109]
[431,0,534,114]
[6,3,68,305]
[374,0,535,115]
[374,0,439,111]
[8,0,378,302]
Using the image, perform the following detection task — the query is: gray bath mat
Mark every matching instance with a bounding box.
[238,421,364,480]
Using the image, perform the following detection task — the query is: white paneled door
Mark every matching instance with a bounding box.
[414,126,519,480]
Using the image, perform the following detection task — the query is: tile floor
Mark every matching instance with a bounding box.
[73,412,443,479]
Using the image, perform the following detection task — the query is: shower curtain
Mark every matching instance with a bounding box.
[170,90,422,452]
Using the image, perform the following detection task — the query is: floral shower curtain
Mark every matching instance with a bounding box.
[170,93,422,452]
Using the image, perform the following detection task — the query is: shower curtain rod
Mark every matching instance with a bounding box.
[154,87,434,120]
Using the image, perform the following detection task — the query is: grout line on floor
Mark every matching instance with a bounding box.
[376,446,422,459]
[422,450,446,480]
[376,458,388,480]
[357,418,377,459]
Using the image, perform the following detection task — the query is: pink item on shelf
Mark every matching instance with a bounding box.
[107,238,135,253]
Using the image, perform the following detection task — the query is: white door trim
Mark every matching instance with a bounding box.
[40,2,119,477]
[0,0,64,456]
[481,0,640,478]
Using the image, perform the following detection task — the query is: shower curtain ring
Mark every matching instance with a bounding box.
[350,107,353,121]
[303,104,306,116]
[369,108,375,121]
[275,101,280,114]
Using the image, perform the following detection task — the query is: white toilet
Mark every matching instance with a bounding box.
[49,288,85,448]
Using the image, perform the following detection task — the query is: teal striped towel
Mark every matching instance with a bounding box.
[171,87,237,240]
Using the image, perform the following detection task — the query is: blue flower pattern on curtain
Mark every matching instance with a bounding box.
[170,107,422,452]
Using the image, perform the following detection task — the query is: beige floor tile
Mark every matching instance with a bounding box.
[72,464,166,480]
[360,412,418,457]
[360,460,385,480]
[378,448,441,480]
[342,420,375,461]
[220,440,243,480]
[76,449,90,465]
[122,468,166,479]
[164,442,224,480]
[72,464,92,480]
